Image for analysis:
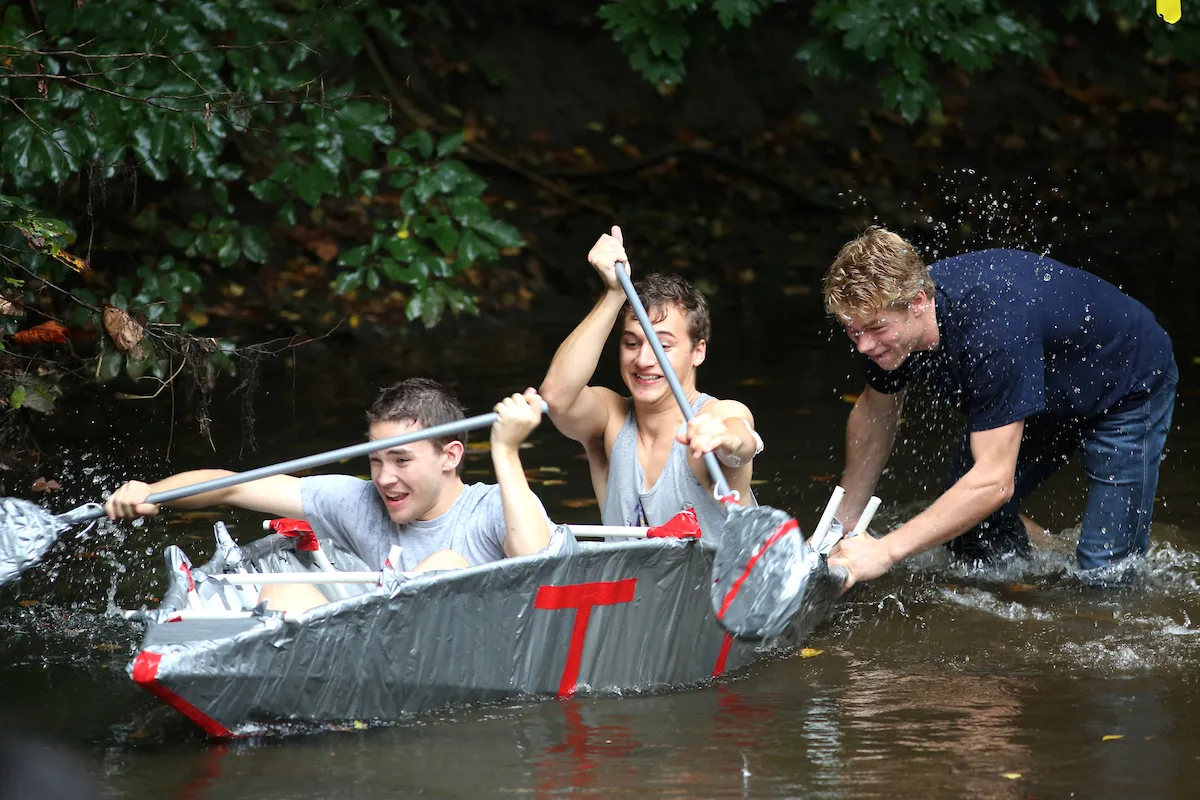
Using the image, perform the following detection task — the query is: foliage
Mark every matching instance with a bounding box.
[0,0,523,403]
[598,0,1200,120]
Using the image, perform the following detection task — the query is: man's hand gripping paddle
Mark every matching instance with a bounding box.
[613,259,853,640]
[0,403,545,589]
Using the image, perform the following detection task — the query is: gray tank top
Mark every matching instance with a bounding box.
[601,392,732,546]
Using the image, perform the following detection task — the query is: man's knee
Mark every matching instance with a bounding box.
[257,582,329,614]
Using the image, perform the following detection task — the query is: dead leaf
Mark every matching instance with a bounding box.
[12,321,68,346]
[1102,734,1124,742]
[809,474,835,483]
[542,479,565,486]
[841,394,860,405]
[0,295,24,317]
[18,600,39,607]
[30,477,61,493]
[102,305,146,360]
[1002,773,1022,780]
[799,648,824,658]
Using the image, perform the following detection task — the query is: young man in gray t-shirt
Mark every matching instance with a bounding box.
[105,379,556,612]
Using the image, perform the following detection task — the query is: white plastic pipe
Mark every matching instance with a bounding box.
[204,572,382,586]
[851,496,883,538]
[569,525,650,538]
[807,486,845,552]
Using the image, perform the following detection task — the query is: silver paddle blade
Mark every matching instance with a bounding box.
[0,497,62,587]
[711,503,835,640]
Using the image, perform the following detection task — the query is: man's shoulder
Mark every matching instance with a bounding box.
[301,474,376,504]
[697,396,752,421]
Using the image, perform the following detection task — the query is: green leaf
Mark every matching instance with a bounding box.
[98,351,125,383]
[436,130,465,157]
[340,245,370,268]
[457,230,498,264]
[334,269,363,294]
[10,385,25,410]
[217,233,241,267]
[469,218,524,249]
[241,226,270,264]
[401,130,434,160]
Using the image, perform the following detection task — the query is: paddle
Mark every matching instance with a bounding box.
[0,403,544,588]
[614,263,847,640]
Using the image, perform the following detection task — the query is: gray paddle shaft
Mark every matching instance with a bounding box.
[56,403,545,526]
[615,265,733,499]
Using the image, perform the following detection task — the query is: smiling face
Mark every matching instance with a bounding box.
[841,291,935,372]
[367,419,463,524]
[620,303,706,403]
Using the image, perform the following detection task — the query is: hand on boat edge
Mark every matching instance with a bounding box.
[827,531,895,595]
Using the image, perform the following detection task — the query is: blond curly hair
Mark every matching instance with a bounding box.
[824,227,935,320]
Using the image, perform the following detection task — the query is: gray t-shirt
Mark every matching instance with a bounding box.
[299,476,550,571]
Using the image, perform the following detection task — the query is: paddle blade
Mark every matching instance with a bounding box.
[0,498,61,587]
[710,503,835,640]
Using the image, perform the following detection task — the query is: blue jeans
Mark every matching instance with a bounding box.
[945,360,1178,571]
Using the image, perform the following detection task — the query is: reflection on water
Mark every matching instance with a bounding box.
[0,288,1196,798]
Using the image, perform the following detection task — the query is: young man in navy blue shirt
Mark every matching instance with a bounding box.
[823,227,1177,589]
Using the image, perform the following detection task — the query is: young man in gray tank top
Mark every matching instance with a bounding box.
[104,378,558,612]
[540,226,762,544]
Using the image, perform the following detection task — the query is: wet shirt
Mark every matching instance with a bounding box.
[299,477,551,571]
[865,249,1173,431]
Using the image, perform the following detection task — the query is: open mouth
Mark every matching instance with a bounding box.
[632,373,663,385]
[381,491,410,507]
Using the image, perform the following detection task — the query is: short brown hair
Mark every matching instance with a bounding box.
[824,227,935,320]
[627,273,710,347]
[367,378,466,467]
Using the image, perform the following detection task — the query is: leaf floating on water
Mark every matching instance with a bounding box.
[737,377,768,386]
[30,476,61,493]
[93,642,123,652]
[353,720,367,730]
[841,393,860,405]
[542,479,566,486]
[799,648,824,658]
[809,474,835,483]
[562,498,598,508]
[1001,773,1022,780]
[18,600,39,607]
[539,466,563,474]
[1102,734,1124,742]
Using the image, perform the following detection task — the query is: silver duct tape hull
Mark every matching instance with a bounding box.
[128,537,844,737]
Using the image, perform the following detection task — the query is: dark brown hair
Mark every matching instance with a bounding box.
[628,272,711,347]
[367,378,467,470]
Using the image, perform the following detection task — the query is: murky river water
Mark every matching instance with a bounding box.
[1,246,1197,798]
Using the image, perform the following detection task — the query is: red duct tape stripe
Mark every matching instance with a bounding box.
[131,651,233,739]
[712,633,734,677]
[536,579,637,698]
[715,518,799,621]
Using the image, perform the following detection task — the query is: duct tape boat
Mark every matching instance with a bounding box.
[119,503,859,739]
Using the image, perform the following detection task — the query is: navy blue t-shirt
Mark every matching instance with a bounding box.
[864,249,1173,431]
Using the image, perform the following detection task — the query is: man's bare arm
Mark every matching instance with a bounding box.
[838,386,905,527]
[539,290,626,444]
[829,420,1023,590]
[882,420,1022,562]
[684,399,759,501]
[104,471,305,520]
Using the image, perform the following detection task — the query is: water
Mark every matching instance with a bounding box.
[1,247,1197,797]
